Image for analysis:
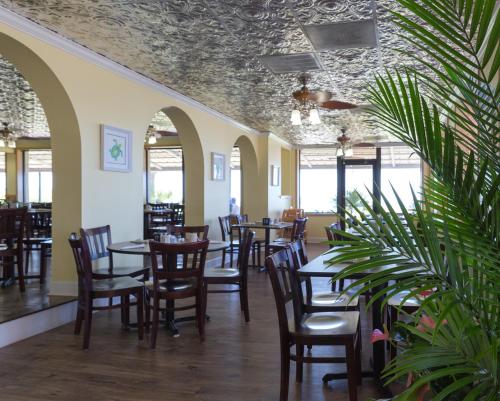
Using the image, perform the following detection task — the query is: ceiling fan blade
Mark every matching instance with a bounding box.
[310,90,332,103]
[319,100,358,110]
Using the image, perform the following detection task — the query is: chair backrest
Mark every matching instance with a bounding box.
[79,225,112,262]
[289,218,308,241]
[325,222,343,248]
[68,233,93,290]
[164,225,209,240]
[149,240,209,286]
[26,210,52,238]
[289,239,308,267]
[218,215,233,241]
[281,208,305,222]
[237,229,254,279]
[0,207,27,245]
[265,248,304,339]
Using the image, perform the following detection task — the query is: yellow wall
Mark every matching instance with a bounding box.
[0,22,277,294]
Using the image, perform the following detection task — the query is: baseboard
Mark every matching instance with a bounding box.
[0,300,77,348]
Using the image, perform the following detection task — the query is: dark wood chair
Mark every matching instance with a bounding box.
[68,233,144,349]
[266,248,361,401]
[235,214,265,268]
[23,210,52,282]
[204,229,254,322]
[325,223,346,292]
[289,239,359,313]
[0,207,27,291]
[145,239,209,348]
[80,225,150,280]
[162,224,209,240]
[219,215,239,267]
[268,218,308,253]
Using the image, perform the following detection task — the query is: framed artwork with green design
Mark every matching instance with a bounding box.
[101,124,132,172]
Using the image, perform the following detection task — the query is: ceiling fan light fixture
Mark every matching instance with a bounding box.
[336,147,344,157]
[309,108,321,125]
[291,109,302,125]
[147,135,157,145]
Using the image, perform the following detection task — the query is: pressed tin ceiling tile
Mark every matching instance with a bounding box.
[0,0,436,145]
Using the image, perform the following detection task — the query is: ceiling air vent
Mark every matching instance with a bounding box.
[304,20,378,50]
[259,52,322,74]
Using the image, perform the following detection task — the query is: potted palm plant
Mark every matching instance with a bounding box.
[327,1,499,400]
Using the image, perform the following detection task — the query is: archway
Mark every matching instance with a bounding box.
[0,33,82,292]
[144,106,204,225]
[234,135,259,220]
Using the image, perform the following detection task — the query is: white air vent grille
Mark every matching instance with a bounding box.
[259,52,322,74]
[305,20,378,50]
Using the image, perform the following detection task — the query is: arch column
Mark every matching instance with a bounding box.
[0,33,82,293]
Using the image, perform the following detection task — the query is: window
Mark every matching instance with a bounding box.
[0,152,5,199]
[381,145,421,212]
[25,150,52,202]
[147,148,183,203]
[230,147,241,214]
[299,148,337,213]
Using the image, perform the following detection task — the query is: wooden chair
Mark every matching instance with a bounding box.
[23,210,52,281]
[266,249,361,401]
[68,233,144,349]
[234,214,265,268]
[204,229,254,322]
[145,240,209,348]
[280,208,306,240]
[268,218,308,253]
[386,292,419,361]
[325,223,346,292]
[219,215,239,267]
[0,208,27,291]
[162,224,209,240]
[289,239,359,313]
[80,225,150,280]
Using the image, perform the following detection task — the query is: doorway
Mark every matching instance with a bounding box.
[337,148,381,228]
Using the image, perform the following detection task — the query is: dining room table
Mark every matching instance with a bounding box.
[232,221,293,270]
[107,239,230,337]
[298,249,421,395]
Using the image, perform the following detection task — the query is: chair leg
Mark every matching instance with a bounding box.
[251,245,256,267]
[150,296,160,349]
[74,307,83,335]
[24,246,30,274]
[136,289,144,341]
[82,296,93,350]
[124,295,130,326]
[40,244,47,284]
[356,336,362,385]
[221,249,226,268]
[296,344,304,383]
[196,289,205,341]
[229,246,234,267]
[17,254,25,292]
[144,292,150,334]
[241,282,250,322]
[346,339,359,401]
[280,344,290,401]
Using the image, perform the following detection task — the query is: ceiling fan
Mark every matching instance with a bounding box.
[0,122,19,148]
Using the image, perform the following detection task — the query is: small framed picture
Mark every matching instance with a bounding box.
[211,152,225,181]
[271,165,280,186]
[101,124,132,172]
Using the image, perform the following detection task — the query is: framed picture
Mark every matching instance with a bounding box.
[211,152,225,181]
[271,165,280,186]
[101,124,132,172]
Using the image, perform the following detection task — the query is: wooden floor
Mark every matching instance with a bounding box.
[0,244,387,401]
[0,253,74,323]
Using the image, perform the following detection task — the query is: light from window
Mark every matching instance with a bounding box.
[381,146,421,212]
[0,152,5,199]
[299,148,337,213]
[25,150,52,202]
[147,148,183,203]
[230,147,241,214]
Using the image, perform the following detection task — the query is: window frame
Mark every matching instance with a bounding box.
[23,149,53,203]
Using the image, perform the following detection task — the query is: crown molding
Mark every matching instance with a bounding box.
[0,5,263,136]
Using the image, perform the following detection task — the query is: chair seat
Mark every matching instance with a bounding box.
[388,291,420,308]
[92,276,143,293]
[145,278,197,293]
[93,265,149,278]
[309,292,359,308]
[290,311,359,338]
[204,268,240,278]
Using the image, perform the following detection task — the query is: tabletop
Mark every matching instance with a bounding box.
[108,240,229,255]
[233,222,293,230]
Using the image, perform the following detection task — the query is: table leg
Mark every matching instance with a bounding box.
[259,228,270,273]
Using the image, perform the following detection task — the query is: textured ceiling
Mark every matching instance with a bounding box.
[0,0,432,145]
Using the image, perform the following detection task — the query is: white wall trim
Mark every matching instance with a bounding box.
[0,5,262,137]
[0,300,77,348]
